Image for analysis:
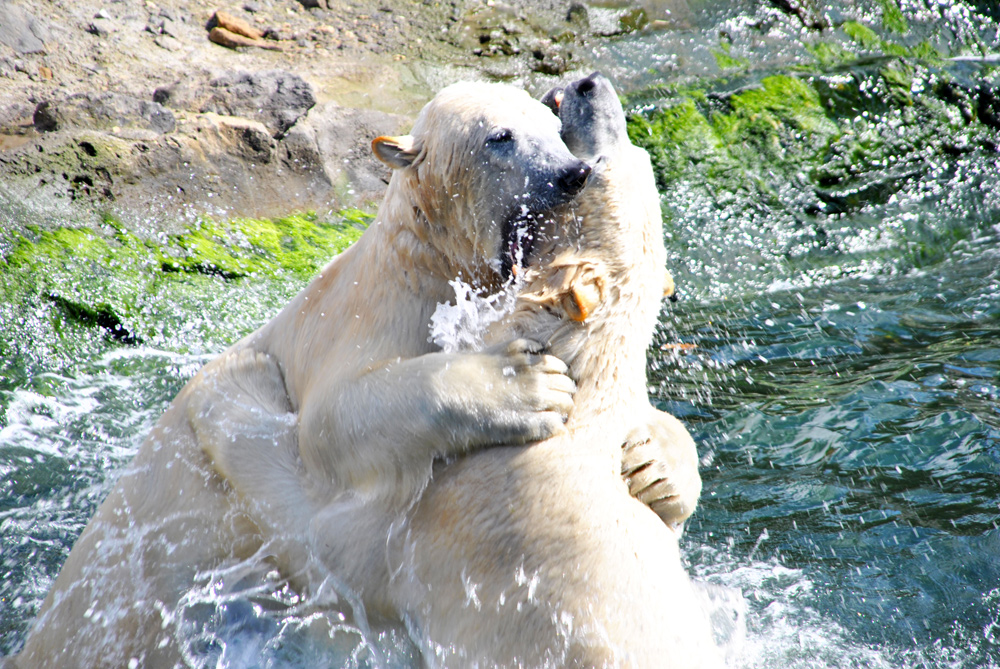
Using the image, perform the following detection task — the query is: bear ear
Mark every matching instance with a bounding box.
[540,86,564,114]
[561,276,603,322]
[663,268,676,301]
[372,135,419,169]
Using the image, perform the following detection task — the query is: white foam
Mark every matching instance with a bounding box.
[428,278,521,354]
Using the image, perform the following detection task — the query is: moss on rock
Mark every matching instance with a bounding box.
[0,210,369,385]
[155,211,367,280]
[626,74,840,201]
[623,42,1000,296]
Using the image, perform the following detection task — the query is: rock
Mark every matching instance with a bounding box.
[306,102,408,201]
[86,18,118,37]
[279,120,323,174]
[0,2,49,54]
[977,84,1000,130]
[213,10,264,40]
[200,113,276,164]
[157,70,315,138]
[154,34,182,51]
[160,18,182,38]
[209,25,283,50]
[33,93,176,134]
[529,39,569,75]
[566,2,588,27]
[771,0,829,30]
[263,27,291,41]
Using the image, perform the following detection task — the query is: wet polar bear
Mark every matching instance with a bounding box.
[11,80,700,668]
[389,73,721,668]
[12,82,589,668]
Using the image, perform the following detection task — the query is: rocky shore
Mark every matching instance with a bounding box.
[2,0,999,371]
[0,0,644,235]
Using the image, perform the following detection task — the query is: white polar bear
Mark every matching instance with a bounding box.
[387,73,723,668]
[11,78,709,669]
[11,82,589,668]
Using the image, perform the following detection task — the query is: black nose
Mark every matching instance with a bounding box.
[575,75,597,96]
[557,161,591,195]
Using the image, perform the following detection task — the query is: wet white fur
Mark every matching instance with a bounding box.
[390,82,722,667]
[12,82,581,668]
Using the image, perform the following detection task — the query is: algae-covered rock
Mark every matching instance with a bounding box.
[623,14,1000,297]
[0,211,368,386]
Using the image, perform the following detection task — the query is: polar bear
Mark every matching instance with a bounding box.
[12,82,590,668]
[388,73,722,668]
[11,78,707,668]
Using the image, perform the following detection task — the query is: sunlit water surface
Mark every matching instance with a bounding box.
[4,2,1000,666]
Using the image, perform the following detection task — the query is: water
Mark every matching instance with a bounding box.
[655,241,1000,667]
[623,1,1000,664]
[4,0,1000,665]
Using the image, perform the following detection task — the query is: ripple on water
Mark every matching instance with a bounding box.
[657,219,1000,667]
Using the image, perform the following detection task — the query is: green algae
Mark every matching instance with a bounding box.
[156,211,367,280]
[627,97,732,189]
[624,44,1000,299]
[714,75,839,159]
[626,56,996,201]
[627,74,840,198]
[875,0,909,35]
[839,20,943,63]
[843,21,886,53]
[0,210,369,386]
[712,40,750,73]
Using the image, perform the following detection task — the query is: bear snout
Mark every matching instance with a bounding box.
[557,161,592,197]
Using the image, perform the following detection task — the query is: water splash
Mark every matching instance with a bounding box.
[428,277,521,354]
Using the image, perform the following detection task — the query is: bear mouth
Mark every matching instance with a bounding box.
[499,210,540,281]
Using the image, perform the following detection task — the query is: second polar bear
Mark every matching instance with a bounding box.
[389,73,722,668]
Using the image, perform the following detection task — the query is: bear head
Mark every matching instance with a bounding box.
[373,82,591,287]
[542,72,628,164]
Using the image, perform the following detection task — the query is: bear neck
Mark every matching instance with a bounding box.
[253,178,504,408]
[546,153,666,426]
[394,169,504,292]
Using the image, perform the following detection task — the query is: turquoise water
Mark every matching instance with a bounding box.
[653,232,1000,667]
[4,1,1000,665]
[632,0,1000,662]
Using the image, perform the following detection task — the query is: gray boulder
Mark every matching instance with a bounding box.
[154,69,316,138]
[0,2,49,54]
[33,93,176,134]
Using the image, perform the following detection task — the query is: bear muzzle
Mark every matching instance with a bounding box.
[557,161,592,198]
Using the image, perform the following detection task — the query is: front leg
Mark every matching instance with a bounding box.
[622,405,703,531]
[297,338,575,495]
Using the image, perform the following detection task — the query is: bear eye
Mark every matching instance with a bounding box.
[486,128,514,145]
